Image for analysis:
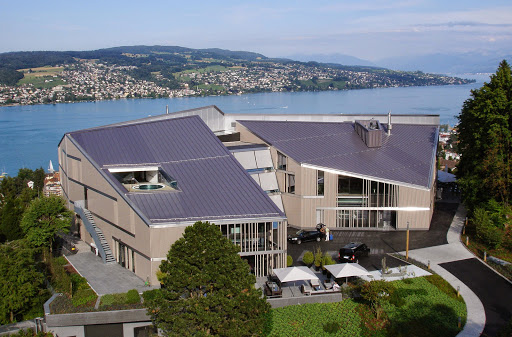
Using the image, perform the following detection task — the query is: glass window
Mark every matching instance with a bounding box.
[277,152,287,170]
[287,174,295,194]
[317,170,324,196]
[338,176,363,195]
[338,176,350,194]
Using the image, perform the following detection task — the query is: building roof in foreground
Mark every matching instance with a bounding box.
[67,115,284,224]
[238,120,438,189]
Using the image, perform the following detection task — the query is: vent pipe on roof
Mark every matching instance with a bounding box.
[387,110,392,136]
[166,105,169,114]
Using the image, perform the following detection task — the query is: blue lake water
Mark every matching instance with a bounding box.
[0,74,488,176]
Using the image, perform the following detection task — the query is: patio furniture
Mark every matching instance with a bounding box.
[301,284,312,296]
[324,279,333,289]
[265,281,282,297]
[310,278,321,291]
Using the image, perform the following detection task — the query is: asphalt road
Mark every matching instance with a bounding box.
[287,202,459,271]
[440,258,512,337]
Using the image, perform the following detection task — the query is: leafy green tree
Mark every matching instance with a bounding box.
[360,280,395,320]
[145,221,270,336]
[457,60,512,209]
[0,240,47,324]
[0,196,25,241]
[20,196,72,251]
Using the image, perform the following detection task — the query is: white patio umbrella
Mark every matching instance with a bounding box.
[272,266,319,283]
[325,263,370,283]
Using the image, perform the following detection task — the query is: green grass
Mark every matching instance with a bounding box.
[18,66,65,88]
[265,277,466,337]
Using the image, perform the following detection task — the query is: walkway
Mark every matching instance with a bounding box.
[404,204,512,337]
[65,250,158,296]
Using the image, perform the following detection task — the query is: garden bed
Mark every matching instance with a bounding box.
[264,276,466,336]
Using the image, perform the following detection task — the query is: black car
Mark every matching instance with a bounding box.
[338,242,370,262]
[288,229,324,244]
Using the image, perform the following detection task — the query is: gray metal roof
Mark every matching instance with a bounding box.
[238,120,438,188]
[68,115,284,224]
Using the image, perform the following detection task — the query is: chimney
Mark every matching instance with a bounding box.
[387,110,392,136]
[166,105,169,114]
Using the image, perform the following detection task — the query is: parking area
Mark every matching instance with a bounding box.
[287,202,459,271]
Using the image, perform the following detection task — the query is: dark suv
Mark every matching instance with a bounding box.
[288,229,324,244]
[338,242,370,262]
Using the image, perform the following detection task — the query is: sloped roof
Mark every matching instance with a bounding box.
[238,120,438,188]
[68,115,284,224]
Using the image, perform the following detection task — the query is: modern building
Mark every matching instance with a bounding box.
[58,114,287,285]
[59,105,439,284]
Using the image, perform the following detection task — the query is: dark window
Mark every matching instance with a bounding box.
[317,170,324,196]
[134,325,157,337]
[338,176,363,195]
[85,323,123,337]
[287,174,295,194]
[277,152,287,170]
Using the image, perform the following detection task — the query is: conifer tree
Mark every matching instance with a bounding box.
[457,60,512,209]
[145,221,270,336]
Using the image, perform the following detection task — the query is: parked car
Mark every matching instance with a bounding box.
[288,229,324,244]
[338,242,370,262]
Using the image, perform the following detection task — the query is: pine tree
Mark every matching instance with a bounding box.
[457,60,512,208]
[145,221,270,336]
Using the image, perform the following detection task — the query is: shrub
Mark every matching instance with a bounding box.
[322,254,335,269]
[314,247,323,267]
[70,273,89,293]
[126,289,141,304]
[142,289,160,304]
[302,251,314,266]
[72,288,97,307]
[100,294,115,306]
[474,207,503,248]
[54,256,68,266]
[48,255,71,295]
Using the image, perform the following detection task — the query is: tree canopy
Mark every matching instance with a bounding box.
[0,240,47,324]
[457,60,512,209]
[20,195,72,250]
[145,221,270,336]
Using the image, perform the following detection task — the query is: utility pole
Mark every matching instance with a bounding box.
[406,221,410,260]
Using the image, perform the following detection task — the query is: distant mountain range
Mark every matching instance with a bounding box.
[284,53,377,67]
[285,52,512,74]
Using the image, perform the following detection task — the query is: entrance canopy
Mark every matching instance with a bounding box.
[325,263,370,278]
[272,266,319,283]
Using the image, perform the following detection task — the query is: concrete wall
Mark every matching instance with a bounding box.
[45,309,151,337]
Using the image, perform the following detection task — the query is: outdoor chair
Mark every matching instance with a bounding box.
[301,284,312,296]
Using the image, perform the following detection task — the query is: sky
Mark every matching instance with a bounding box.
[1,0,511,61]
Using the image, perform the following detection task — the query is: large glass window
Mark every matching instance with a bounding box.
[277,152,287,170]
[338,176,363,195]
[317,170,324,196]
[287,174,295,194]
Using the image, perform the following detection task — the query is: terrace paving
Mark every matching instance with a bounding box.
[65,251,158,296]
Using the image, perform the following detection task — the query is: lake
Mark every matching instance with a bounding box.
[0,74,489,176]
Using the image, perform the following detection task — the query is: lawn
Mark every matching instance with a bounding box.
[18,66,65,88]
[265,276,466,337]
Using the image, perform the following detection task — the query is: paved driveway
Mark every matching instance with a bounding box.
[440,258,512,337]
[287,201,459,271]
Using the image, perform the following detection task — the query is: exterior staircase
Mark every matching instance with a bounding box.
[74,200,116,264]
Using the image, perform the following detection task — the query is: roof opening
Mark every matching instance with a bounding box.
[354,119,383,148]
[108,167,178,192]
